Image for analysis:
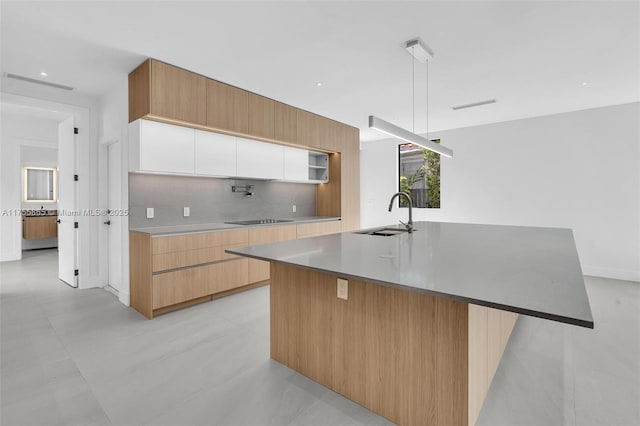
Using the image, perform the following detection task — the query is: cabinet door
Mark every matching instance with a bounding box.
[149,60,206,125]
[139,120,195,174]
[248,225,297,283]
[236,138,284,179]
[296,110,338,151]
[283,146,308,181]
[296,221,341,239]
[194,130,237,177]
[274,101,297,144]
[206,79,248,133]
[248,93,275,139]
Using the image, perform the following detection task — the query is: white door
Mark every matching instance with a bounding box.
[57,116,78,287]
[107,142,122,293]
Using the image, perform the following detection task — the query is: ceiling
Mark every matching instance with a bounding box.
[1,1,638,141]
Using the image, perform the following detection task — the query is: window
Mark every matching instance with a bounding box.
[398,141,441,208]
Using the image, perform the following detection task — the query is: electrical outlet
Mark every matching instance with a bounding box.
[292,204,297,213]
[183,207,190,217]
[337,278,348,300]
[146,208,154,219]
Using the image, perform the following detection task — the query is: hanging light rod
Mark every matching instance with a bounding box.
[368,116,453,158]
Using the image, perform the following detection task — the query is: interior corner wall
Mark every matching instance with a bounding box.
[98,75,130,305]
[360,102,640,282]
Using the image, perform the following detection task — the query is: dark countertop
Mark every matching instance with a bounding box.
[130,216,341,237]
[227,221,594,328]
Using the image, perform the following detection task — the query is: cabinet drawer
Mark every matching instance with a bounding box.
[152,229,248,254]
[23,216,58,239]
[152,243,246,272]
[193,258,249,298]
[152,258,249,308]
[296,221,341,239]
[152,269,194,309]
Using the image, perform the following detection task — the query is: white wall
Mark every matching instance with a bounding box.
[361,102,640,282]
[98,75,130,305]
[0,112,60,260]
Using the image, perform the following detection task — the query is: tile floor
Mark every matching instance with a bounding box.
[1,249,638,425]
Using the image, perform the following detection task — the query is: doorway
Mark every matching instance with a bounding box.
[0,98,79,288]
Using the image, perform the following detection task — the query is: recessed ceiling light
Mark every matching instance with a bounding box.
[316,82,323,87]
[40,71,48,77]
[582,82,588,86]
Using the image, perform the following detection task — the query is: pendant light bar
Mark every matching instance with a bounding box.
[368,115,453,158]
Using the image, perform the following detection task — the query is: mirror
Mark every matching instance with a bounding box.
[23,167,57,202]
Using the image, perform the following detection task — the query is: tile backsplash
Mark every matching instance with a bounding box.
[129,173,317,229]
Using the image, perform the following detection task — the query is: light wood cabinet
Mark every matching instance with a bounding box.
[194,130,237,177]
[131,220,342,318]
[247,225,297,283]
[130,228,253,319]
[248,93,275,139]
[129,119,195,174]
[274,101,297,144]
[297,109,338,152]
[206,79,249,133]
[129,59,207,125]
[23,216,57,239]
[128,57,361,252]
[296,221,342,239]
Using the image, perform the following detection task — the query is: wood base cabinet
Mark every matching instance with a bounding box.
[23,216,58,239]
[130,229,253,319]
[130,221,342,319]
[270,263,518,426]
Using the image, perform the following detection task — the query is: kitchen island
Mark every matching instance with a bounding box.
[227,221,593,426]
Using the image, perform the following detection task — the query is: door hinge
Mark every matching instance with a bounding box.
[74,269,79,276]
[74,127,79,134]
[74,222,79,229]
[74,174,78,181]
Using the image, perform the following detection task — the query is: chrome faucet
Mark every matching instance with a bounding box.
[388,192,413,233]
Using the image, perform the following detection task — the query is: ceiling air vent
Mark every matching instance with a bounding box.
[451,99,497,110]
[5,73,74,91]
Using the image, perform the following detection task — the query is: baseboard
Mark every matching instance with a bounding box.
[104,284,119,297]
[103,285,130,306]
[118,290,130,306]
[582,265,640,283]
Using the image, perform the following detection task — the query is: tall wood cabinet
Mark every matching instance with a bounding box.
[128,58,359,231]
[129,60,206,125]
[206,79,249,133]
[248,93,275,139]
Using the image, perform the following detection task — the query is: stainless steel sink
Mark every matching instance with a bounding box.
[355,227,414,237]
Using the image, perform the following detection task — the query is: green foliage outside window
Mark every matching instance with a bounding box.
[398,141,441,208]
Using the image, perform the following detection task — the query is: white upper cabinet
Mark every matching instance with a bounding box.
[130,119,324,183]
[130,119,195,174]
[194,130,237,177]
[283,146,309,182]
[236,138,284,180]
